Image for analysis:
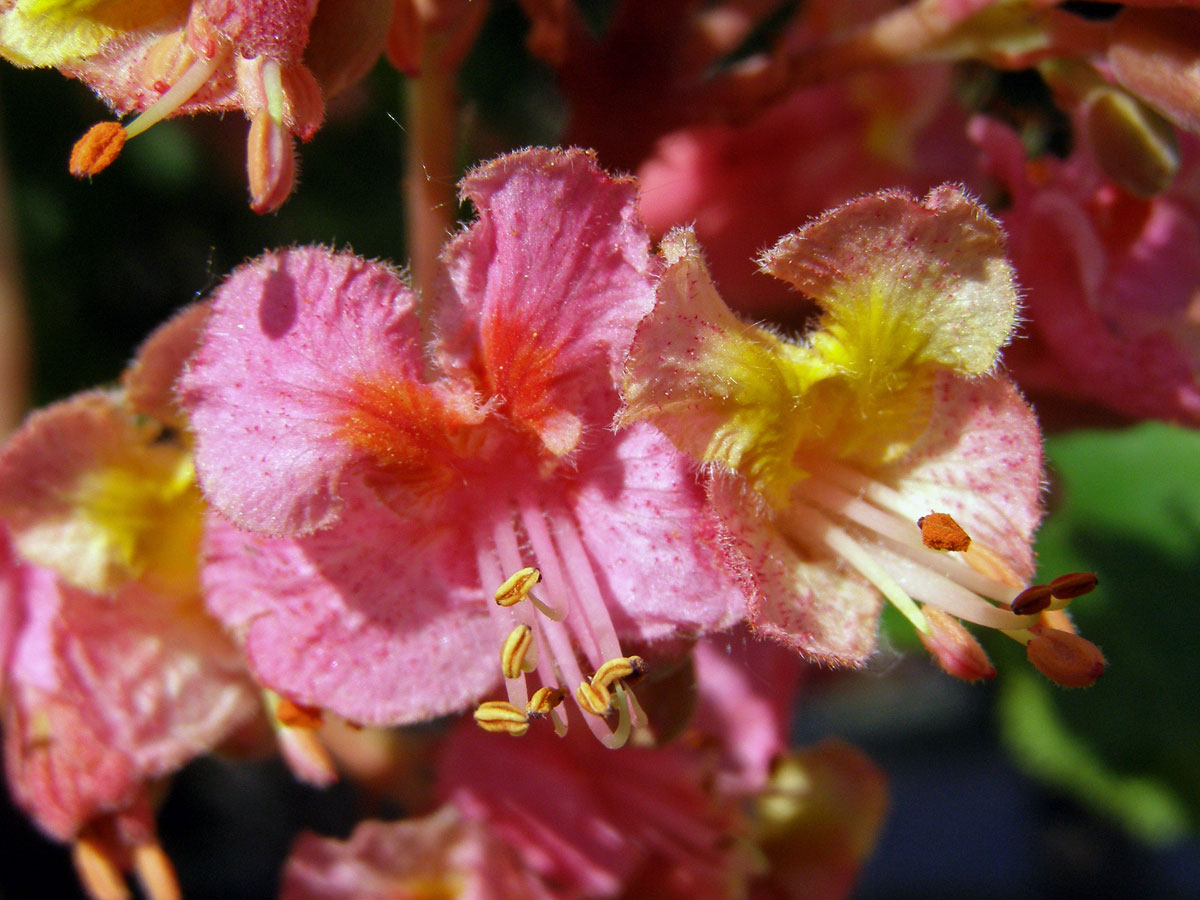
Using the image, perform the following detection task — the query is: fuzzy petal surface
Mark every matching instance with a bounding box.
[181,246,479,536]
[0,0,187,67]
[760,185,1018,378]
[0,391,201,594]
[712,475,882,666]
[3,555,257,839]
[437,148,656,457]
[202,483,498,726]
[560,422,743,643]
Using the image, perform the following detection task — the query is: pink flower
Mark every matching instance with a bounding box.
[281,807,557,900]
[181,149,743,743]
[622,187,1106,686]
[636,65,976,316]
[1,0,394,212]
[973,115,1200,424]
[0,308,262,900]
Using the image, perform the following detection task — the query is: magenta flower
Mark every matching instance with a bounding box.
[181,149,742,743]
[973,116,1200,424]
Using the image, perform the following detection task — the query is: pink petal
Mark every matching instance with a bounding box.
[123,301,210,429]
[181,246,475,536]
[712,474,882,666]
[3,556,257,839]
[437,148,656,457]
[282,809,556,900]
[885,373,1043,583]
[760,185,1019,376]
[438,717,743,900]
[202,482,498,726]
[562,423,743,642]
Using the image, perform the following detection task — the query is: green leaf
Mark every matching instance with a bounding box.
[994,422,1200,843]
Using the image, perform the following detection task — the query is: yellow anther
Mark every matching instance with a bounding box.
[473,700,530,736]
[500,624,535,679]
[591,655,647,691]
[576,679,612,717]
[526,686,566,717]
[495,567,541,607]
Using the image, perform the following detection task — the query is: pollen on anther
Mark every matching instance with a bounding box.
[592,655,647,691]
[69,122,127,178]
[473,700,530,736]
[918,512,972,552]
[526,686,565,717]
[500,624,535,679]
[576,680,612,717]
[495,567,541,607]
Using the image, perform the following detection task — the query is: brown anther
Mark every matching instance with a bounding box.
[575,679,612,716]
[526,686,566,717]
[70,122,127,178]
[1010,584,1055,616]
[918,512,971,552]
[473,700,530,736]
[275,698,324,729]
[500,624,534,679]
[591,655,648,691]
[1048,571,1099,600]
[1026,626,1107,688]
[918,606,996,682]
[494,567,541,607]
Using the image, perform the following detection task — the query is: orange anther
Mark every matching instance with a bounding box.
[276,698,324,729]
[70,122,127,178]
[918,512,971,552]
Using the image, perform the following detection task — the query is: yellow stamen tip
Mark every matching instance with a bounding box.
[473,700,530,736]
[575,680,612,717]
[494,567,541,607]
[526,686,565,717]
[500,624,535,679]
[591,655,648,691]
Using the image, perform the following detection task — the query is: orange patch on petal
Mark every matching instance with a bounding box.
[480,316,581,456]
[337,375,482,490]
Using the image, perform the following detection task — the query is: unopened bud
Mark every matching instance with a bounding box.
[69,122,127,178]
[1084,87,1179,197]
[918,606,995,682]
[918,512,971,552]
[247,110,297,215]
[1026,626,1106,688]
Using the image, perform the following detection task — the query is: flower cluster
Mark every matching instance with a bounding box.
[5,0,1193,897]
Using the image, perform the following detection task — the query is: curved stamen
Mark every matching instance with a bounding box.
[124,47,229,139]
